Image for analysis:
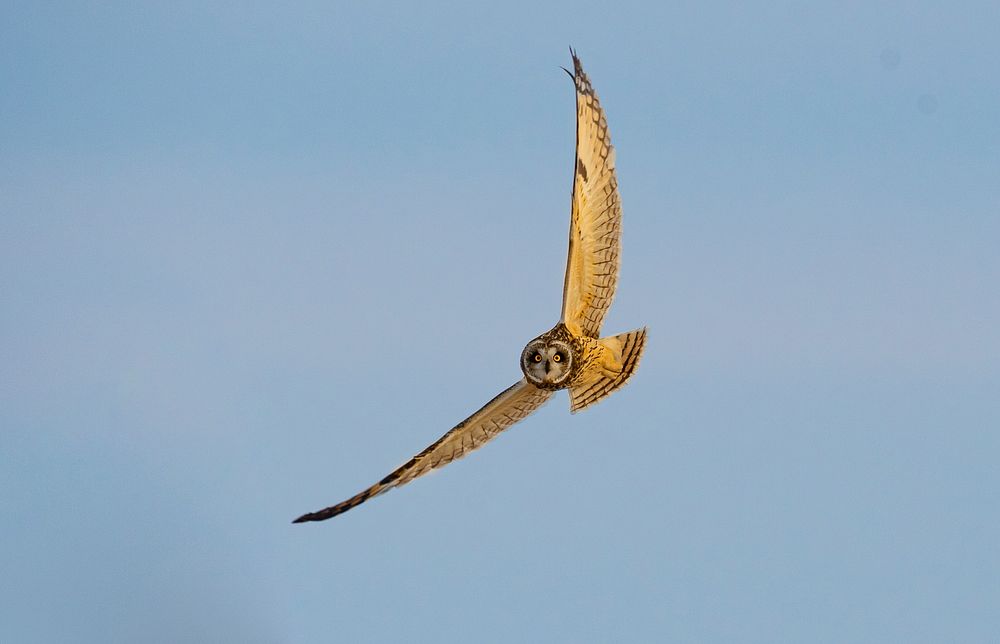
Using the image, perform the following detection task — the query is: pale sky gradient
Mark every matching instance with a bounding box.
[3,2,1000,642]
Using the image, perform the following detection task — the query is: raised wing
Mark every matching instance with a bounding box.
[293,379,553,523]
[560,50,623,338]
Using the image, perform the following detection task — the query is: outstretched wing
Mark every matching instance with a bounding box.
[560,50,623,338]
[293,379,553,523]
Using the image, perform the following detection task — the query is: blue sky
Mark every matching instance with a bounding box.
[3,2,999,642]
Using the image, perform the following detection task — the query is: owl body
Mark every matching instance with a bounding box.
[520,323,647,413]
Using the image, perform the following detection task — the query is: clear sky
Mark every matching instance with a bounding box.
[3,2,999,642]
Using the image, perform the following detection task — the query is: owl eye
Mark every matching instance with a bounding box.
[533,354,542,363]
[552,353,562,362]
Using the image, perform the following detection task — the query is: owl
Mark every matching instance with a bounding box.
[293,50,647,523]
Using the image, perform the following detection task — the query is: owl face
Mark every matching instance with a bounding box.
[520,338,574,387]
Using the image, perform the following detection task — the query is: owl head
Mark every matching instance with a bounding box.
[520,338,574,387]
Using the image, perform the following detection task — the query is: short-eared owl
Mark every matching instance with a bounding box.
[294,51,647,523]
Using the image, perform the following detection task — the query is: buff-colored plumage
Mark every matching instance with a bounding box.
[568,328,647,413]
[293,380,551,523]
[561,53,622,339]
[558,50,645,413]
[294,51,646,523]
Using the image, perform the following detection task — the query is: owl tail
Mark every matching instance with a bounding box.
[569,327,647,413]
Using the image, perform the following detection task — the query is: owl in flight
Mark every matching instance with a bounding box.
[293,51,647,523]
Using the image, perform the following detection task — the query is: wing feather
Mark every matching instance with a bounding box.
[560,50,623,338]
[293,379,552,523]
[569,327,647,413]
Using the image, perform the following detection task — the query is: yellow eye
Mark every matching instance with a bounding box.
[533,354,542,363]
[552,354,562,362]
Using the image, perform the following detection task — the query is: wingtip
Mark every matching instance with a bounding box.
[569,47,583,74]
[293,510,326,523]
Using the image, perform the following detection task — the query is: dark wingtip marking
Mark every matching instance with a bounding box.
[577,158,589,182]
[567,47,586,79]
[571,48,584,75]
[292,483,387,524]
[291,504,350,524]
